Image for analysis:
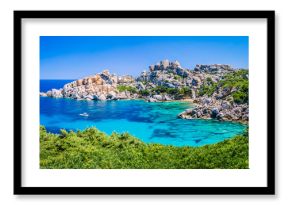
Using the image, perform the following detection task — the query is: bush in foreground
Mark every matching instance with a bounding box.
[40,126,248,169]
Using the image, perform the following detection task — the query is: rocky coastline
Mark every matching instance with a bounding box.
[41,60,249,124]
[177,98,248,124]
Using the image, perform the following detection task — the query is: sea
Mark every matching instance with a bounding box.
[40,80,246,147]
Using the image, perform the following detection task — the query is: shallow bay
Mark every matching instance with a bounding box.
[40,80,246,147]
[40,98,246,147]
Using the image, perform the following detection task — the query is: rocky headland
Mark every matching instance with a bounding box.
[41,60,249,123]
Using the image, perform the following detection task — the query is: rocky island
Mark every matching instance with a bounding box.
[41,60,248,123]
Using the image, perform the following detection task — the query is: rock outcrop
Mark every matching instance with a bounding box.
[42,70,136,100]
[178,98,248,123]
[136,60,234,92]
[40,59,248,123]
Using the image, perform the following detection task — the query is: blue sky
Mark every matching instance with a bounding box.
[40,36,248,79]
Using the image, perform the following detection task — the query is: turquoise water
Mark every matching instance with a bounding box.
[40,80,246,147]
[40,98,246,147]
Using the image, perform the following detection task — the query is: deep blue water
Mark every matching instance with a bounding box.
[40,80,75,92]
[40,80,246,147]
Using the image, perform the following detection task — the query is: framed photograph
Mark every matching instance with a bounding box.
[14,10,275,195]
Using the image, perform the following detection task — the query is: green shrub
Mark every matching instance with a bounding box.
[40,126,248,169]
[180,87,192,98]
[167,88,179,95]
[150,86,192,99]
[198,69,248,104]
[198,83,217,96]
[117,85,138,93]
[151,86,168,94]
[232,91,248,104]
[174,75,182,80]
[139,89,150,96]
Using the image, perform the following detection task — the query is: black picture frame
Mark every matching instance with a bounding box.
[14,10,275,195]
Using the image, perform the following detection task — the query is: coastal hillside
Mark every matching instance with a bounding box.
[41,60,248,123]
[40,126,248,169]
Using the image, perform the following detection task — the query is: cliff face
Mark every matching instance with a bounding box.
[41,60,248,123]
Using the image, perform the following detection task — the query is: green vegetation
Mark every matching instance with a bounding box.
[151,85,168,94]
[117,84,192,99]
[167,88,179,95]
[179,87,192,98]
[173,75,182,80]
[221,70,248,104]
[198,78,217,97]
[149,85,192,98]
[140,81,148,85]
[117,85,138,93]
[139,89,150,96]
[198,70,249,104]
[40,126,248,169]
